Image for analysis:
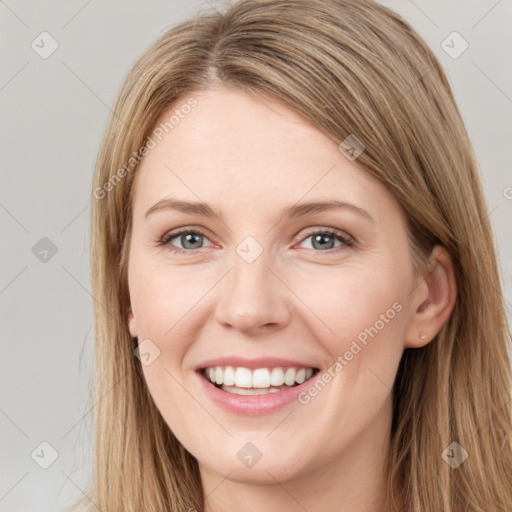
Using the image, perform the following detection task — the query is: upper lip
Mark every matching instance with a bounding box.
[196,356,319,371]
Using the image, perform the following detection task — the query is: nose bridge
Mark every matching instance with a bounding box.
[215,235,290,332]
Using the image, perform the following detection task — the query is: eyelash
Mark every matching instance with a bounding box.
[158,227,355,256]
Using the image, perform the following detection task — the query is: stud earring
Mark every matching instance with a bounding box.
[419,333,428,341]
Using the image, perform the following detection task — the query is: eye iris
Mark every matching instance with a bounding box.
[312,233,335,250]
[181,232,203,250]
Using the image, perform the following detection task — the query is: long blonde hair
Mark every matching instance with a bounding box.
[82,0,512,510]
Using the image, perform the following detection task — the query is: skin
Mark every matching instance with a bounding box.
[127,85,457,512]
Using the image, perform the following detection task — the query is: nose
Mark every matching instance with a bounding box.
[215,248,292,334]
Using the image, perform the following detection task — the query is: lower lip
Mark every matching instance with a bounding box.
[195,371,317,416]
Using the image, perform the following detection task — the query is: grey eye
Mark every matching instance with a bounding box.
[172,232,206,250]
[309,233,338,250]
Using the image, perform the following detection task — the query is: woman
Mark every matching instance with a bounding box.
[83,0,512,510]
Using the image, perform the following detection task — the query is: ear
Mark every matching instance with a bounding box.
[404,245,457,348]
[127,307,138,338]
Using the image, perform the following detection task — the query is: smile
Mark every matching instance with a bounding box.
[201,366,319,395]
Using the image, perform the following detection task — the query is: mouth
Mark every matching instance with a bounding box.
[199,365,320,396]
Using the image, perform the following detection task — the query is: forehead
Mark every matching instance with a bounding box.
[132,85,398,222]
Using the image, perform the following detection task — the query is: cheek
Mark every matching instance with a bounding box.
[289,263,408,380]
[140,360,203,445]
[129,258,208,341]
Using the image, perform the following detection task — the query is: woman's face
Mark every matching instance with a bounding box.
[127,85,425,487]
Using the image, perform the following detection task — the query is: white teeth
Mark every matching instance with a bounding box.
[203,365,316,390]
[221,384,294,395]
[215,367,223,385]
[284,368,296,386]
[234,367,253,388]
[252,368,270,388]
[223,366,235,386]
[270,367,285,386]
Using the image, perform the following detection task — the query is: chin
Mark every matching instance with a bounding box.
[198,445,311,485]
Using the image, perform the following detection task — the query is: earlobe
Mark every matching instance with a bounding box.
[404,245,457,348]
[127,307,138,338]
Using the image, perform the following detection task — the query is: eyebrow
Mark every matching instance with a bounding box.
[144,197,374,223]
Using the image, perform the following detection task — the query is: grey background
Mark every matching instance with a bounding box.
[1,1,511,510]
